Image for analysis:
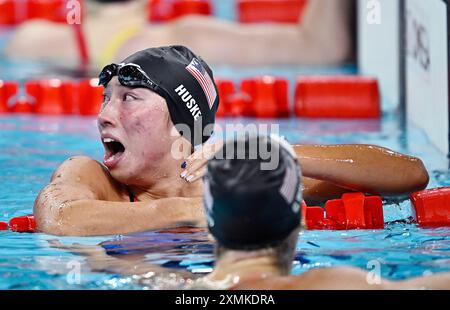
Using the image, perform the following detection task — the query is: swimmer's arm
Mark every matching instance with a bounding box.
[302,177,355,205]
[43,198,205,236]
[34,156,205,236]
[293,144,429,197]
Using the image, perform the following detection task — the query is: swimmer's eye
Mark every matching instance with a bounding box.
[123,93,137,101]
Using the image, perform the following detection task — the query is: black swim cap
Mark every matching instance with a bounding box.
[203,134,302,250]
[104,45,219,146]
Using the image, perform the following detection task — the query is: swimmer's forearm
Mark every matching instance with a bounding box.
[293,144,429,195]
[36,197,204,236]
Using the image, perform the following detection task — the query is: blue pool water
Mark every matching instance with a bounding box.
[1,24,450,288]
[1,111,450,289]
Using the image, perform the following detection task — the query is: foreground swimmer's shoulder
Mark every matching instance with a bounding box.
[231,268,376,290]
[232,267,384,290]
[291,267,387,290]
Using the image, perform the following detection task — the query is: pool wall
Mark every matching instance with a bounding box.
[358,0,450,157]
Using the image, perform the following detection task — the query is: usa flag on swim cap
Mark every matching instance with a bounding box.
[186,58,217,109]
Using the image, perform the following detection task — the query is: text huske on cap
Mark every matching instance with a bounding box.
[175,85,202,121]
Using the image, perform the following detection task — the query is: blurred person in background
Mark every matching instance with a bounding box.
[5,0,148,69]
[4,0,355,69]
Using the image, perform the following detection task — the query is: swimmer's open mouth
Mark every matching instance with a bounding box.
[102,136,126,166]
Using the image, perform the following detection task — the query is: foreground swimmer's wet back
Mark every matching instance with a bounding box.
[51,134,450,290]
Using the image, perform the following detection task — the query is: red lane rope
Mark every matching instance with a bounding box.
[73,23,89,70]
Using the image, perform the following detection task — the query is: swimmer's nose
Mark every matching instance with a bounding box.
[97,103,119,129]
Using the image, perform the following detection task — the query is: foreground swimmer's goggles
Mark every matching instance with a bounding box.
[98,63,156,89]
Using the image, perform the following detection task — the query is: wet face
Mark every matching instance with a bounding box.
[97,77,178,184]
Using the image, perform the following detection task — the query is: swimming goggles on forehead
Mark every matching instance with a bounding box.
[98,63,157,89]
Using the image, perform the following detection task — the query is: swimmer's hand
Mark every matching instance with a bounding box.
[181,140,223,183]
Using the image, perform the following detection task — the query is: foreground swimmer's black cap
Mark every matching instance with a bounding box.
[203,134,303,250]
[120,45,219,146]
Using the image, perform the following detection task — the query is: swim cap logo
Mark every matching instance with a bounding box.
[279,156,301,213]
[174,84,202,121]
[185,58,217,109]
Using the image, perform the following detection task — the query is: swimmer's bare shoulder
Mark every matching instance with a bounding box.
[49,155,126,200]
[34,156,126,232]
[34,156,205,236]
[285,267,386,290]
[236,267,450,290]
[230,267,376,290]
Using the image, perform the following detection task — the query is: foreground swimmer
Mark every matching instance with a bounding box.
[51,135,449,290]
